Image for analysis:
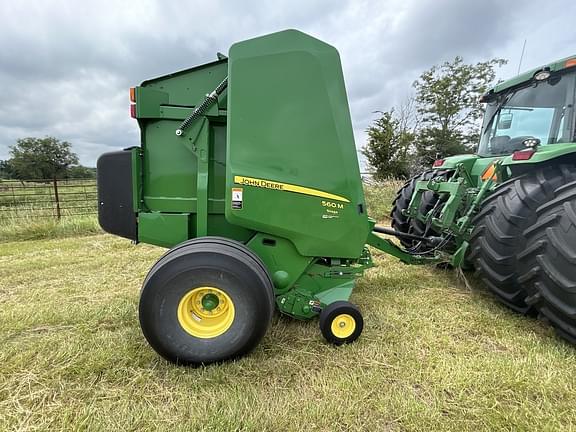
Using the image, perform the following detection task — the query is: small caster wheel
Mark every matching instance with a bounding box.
[319,301,363,345]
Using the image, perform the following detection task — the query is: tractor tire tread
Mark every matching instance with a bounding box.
[469,164,576,314]
[390,169,450,249]
[518,180,576,342]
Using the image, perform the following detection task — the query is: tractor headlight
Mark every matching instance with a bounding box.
[534,70,551,81]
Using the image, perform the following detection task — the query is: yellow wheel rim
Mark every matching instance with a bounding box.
[331,313,356,339]
[177,286,235,339]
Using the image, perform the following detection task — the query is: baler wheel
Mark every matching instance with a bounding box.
[139,237,275,365]
[319,301,363,345]
[469,165,576,315]
[518,180,576,343]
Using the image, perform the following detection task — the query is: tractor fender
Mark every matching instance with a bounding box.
[501,143,576,167]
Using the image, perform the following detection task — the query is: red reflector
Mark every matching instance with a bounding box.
[512,149,536,161]
[130,104,136,118]
[433,159,445,167]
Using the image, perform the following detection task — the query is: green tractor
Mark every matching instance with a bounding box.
[392,56,576,342]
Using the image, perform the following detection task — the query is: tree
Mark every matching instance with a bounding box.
[362,109,415,180]
[0,160,14,179]
[67,165,96,179]
[9,137,79,180]
[413,56,506,164]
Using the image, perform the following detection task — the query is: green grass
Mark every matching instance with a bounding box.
[2,240,576,430]
[364,179,405,223]
[0,212,100,243]
[2,181,576,430]
[0,178,98,243]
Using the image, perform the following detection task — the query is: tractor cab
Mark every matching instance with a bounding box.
[429,56,576,180]
[478,62,576,158]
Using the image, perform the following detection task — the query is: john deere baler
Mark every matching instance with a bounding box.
[98,30,426,365]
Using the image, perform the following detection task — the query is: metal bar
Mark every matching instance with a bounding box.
[372,225,442,245]
[0,178,95,184]
[54,179,66,217]
[5,190,96,198]
[366,232,436,265]
[0,199,96,207]
[196,118,210,237]
[1,212,97,218]
[0,203,98,211]
[3,184,95,188]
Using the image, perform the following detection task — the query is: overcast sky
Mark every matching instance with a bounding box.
[1,0,575,167]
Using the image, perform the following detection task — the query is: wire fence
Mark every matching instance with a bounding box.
[0,178,97,220]
[0,174,387,222]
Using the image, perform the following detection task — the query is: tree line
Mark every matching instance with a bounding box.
[0,137,96,180]
[363,56,507,180]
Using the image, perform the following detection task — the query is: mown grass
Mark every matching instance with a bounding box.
[2,235,576,431]
[2,181,576,431]
[364,179,405,223]
[0,212,100,243]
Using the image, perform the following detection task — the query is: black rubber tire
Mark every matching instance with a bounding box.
[390,170,435,248]
[390,170,450,251]
[139,237,275,365]
[319,301,363,345]
[518,180,576,343]
[469,165,576,314]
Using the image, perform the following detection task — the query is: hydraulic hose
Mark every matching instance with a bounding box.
[372,225,443,246]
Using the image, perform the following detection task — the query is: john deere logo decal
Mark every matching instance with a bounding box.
[234,176,349,203]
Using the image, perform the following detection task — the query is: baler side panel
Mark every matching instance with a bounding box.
[135,60,253,247]
[225,30,370,259]
[140,59,229,109]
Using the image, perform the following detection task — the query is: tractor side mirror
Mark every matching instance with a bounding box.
[498,113,513,130]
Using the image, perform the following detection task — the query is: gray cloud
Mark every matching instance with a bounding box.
[0,0,575,167]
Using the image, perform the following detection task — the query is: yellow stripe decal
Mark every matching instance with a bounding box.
[234,176,350,203]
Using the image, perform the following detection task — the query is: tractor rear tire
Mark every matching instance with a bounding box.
[469,165,576,314]
[518,180,576,343]
[139,237,275,365]
[390,170,449,249]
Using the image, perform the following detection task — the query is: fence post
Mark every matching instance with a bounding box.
[53,178,61,220]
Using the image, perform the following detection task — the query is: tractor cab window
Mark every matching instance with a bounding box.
[478,70,576,156]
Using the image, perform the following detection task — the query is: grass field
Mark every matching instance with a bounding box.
[2,183,576,431]
[0,179,99,243]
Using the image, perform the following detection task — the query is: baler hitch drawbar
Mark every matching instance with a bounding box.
[372,225,444,246]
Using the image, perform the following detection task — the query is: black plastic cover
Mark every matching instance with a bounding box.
[97,150,137,241]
